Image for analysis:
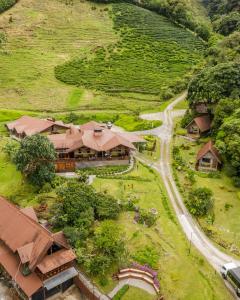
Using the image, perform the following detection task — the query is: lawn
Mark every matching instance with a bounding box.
[0,138,36,206]
[122,287,156,300]
[92,162,232,299]
[173,119,240,256]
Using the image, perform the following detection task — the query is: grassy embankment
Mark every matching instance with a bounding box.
[91,162,232,299]
[173,118,240,257]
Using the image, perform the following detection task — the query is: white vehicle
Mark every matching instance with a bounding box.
[221,263,240,297]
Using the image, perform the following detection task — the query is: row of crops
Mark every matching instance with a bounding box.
[55,3,205,96]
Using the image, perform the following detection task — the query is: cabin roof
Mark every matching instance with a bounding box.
[197,140,221,163]
[186,115,211,133]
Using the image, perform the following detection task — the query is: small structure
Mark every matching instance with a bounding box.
[196,140,221,172]
[186,115,211,138]
[194,103,208,114]
[6,116,69,139]
[0,196,78,300]
[48,122,145,172]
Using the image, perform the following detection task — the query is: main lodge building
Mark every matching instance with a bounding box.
[6,117,145,172]
[0,196,77,300]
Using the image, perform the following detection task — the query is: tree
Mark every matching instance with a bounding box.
[14,134,56,186]
[186,187,214,217]
[94,220,125,260]
[213,12,240,36]
[188,62,240,106]
[213,98,240,131]
[216,111,240,183]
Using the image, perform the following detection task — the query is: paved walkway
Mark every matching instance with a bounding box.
[108,278,156,298]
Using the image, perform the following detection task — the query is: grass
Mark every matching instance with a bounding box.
[0,0,119,111]
[174,99,188,110]
[121,286,156,300]
[0,1,203,114]
[173,118,240,256]
[67,88,84,109]
[92,162,232,299]
[0,138,36,206]
[115,115,162,131]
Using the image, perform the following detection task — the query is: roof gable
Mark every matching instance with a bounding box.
[197,140,221,163]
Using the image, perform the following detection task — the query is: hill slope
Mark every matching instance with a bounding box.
[0,0,204,113]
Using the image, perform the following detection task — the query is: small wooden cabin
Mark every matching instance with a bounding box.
[196,141,221,172]
[186,115,211,139]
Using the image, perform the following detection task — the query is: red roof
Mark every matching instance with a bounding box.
[0,241,42,297]
[37,249,76,274]
[193,115,211,132]
[197,140,221,163]
[6,116,69,136]
[48,123,138,153]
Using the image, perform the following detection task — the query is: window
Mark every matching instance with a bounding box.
[202,157,211,163]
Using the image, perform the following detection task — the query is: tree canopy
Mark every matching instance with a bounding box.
[186,187,214,217]
[14,134,56,187]
[188,62,240,105]
[216,110,240,184]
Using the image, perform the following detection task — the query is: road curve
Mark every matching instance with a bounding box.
[138,92,240,299]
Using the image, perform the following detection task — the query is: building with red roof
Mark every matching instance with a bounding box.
[6,116,69,139]
[48,122,145,172]
[186,115,211,139]
[0,196,77,300]
[196,140,222,172]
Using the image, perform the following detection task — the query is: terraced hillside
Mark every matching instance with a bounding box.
[0,0,204,113]
[56,3,204,96]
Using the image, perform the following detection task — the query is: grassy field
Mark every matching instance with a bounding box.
[173,119,240,256]
[0,0,203,114]
[92,162,232,299]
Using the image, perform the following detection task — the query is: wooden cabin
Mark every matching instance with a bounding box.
[196,141,221,172]
[186,115,211,139]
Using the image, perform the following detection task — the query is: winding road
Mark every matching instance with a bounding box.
[137,92,240,299]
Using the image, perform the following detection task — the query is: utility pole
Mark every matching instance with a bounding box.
[188,232,193,255]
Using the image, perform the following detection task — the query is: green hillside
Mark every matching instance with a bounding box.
[0,0,204,113]
[56,3,204,96]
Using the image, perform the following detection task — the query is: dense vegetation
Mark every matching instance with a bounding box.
[55,3,204,97]
[52,181,125,276]
[186,0,240,185]
[0,0,16,13]
[91,0,211,40]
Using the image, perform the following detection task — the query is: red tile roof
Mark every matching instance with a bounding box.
[6,116,69,136]
[20,207,39,222]
[197,140,221,163]
[48,123,139,153]
[37,249,76,274]
[0,241,42,297]
[193,115,211,132]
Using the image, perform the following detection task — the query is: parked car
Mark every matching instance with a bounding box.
[221,263,240,297]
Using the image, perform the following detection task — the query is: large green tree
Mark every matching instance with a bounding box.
[216,110,240,183]
[188,62,240,106]
[186,187,214,217]
[14,134,56,186]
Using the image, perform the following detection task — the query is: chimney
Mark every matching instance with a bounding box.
[94,128,103,137]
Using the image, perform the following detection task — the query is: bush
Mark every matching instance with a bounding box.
[137,209,158,227]
[186,187,214,217]
[0,0,17,13]
[132,246,159,269]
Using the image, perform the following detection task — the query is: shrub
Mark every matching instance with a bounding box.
[186,187,214,217]
[132,246,159,269]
